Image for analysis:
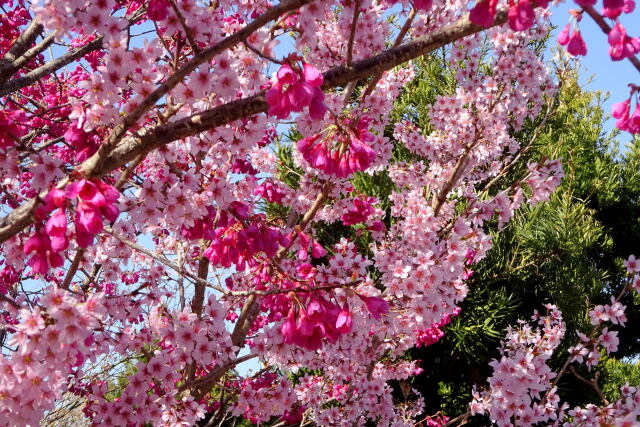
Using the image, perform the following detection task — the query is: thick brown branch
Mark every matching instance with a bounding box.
[87,0,316,174]
[61,249,85,290]
[191,242,209,317]
[0,20,44,79]
[0,31,57,84]
[90,9,510,179]
[180,353,257,393]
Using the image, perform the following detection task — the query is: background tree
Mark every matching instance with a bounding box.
[271,49,640,422]
[395,59,640,417]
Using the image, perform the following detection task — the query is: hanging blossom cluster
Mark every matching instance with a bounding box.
[0,0,638,425]
[553,0,640,133]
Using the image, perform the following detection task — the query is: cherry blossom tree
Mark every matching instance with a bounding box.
[0,0,639,425]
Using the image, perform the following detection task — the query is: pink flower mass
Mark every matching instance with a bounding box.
[0,0,638,425]
[266,62,326,120]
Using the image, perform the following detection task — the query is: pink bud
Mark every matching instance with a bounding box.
[557,23,571,46]
[566,29,587,56]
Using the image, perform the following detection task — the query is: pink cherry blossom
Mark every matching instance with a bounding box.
[623,254,640,273]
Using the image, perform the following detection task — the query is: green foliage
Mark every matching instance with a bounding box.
[446,287,518,363]
[600,357,640,402]
[411,67,640,414]
[269,47,640,419]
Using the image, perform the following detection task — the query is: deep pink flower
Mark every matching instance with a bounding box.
[147,0,170,20]
[612,97,640,134]
[335,307,353,334]
[367,220,386,233]
[266,63,326,120]
[602,0,635,17]
[280,296,350,351]
[65,179,120,247]
[47,188,67,209]
[68,179,106,207]
[281,309,297,344]
[469,0,499,28]
[297,117,376,178]
[23,229,64,274]
[311,241,326,258]
[414,0,433,10]
[181,206,217,240]
[64,125,98,162]
[203,215,282,271]
[508,0,536,32]
[45,209,69,252]
[603,0,625,9]
[341,197,376,226]
[359,295,389,320]
[566,29,587,56]
[608,22,640,61]
[627,103,640,133]
[76,204,103,234]
[255,180,286,204]
[574,0,596,7]
[557,23,571,45]
[0,110,26,151]
[612,98,631,131]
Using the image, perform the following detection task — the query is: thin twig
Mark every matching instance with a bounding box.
[61,249,85,290]
[346,0,362,66]
[104,227,226,293]
[167,0,201,54]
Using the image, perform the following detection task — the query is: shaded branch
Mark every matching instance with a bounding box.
[0,31,57,84]
[0,37,104,97]
[0,20,44,80]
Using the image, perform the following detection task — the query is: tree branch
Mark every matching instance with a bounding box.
[0,31,57,84]
[86,0,316,175]
[346,0,362,66]
[0,20,44,80]
[0,8,511,243]
[0,37,104,97]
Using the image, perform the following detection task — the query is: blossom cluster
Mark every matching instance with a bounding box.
[0,0,637,425]
[472,256,640,426]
